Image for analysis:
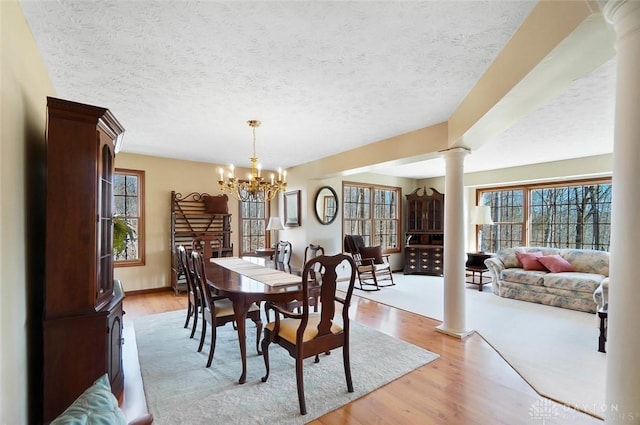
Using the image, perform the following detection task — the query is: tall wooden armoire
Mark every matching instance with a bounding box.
[42,97,125,422]
[404,187,445,275]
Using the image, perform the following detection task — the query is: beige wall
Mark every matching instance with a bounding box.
[282,169,418,272]
[1,2,55,423]
[114,148,613,293]
[114,153,419,290]
[113,153,263,291]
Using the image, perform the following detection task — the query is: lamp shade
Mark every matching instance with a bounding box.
[266,216,284,231]
[472,205,493,225]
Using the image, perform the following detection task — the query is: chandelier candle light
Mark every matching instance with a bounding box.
[218,120,286,202]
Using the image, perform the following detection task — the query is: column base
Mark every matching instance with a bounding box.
[435,324,475,339]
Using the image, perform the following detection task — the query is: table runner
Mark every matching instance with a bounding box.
[211,257,301,286]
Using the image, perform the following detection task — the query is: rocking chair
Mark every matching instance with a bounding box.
[343,234,395,291]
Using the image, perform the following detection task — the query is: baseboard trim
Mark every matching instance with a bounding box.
[120,321,150,421]
[125,286,173,296]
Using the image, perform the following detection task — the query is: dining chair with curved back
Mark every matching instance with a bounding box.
[190,250,263,368]
[343,234,395,291]
[274,240,293,273]
[288,243,326,312]
[176,245,201,338]
[172,244,189,295]
[261,253,357,415]
[303,244,325,269]
[192,234,224,261]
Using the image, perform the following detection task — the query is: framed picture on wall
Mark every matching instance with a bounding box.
[284,190,301,227]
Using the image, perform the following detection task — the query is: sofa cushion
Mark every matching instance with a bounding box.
[542,272,605,293]
[516,251,547,271]
[50,374,127,425]
[496,247,526,268]
[560,249,609,275]
[499,283,597,313]
[538,254,575,273]
[500,268,546,286]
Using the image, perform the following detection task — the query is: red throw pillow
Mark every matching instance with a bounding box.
[515,251,548,271]
[359,246,384,264]
[538,254,576,273]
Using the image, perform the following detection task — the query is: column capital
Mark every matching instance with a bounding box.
[439,147,470,159]
[604,0,640,29]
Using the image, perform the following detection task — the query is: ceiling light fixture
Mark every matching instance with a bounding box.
[218,120,286,202]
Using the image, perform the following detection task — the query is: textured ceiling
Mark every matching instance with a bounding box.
[20,0,614,178]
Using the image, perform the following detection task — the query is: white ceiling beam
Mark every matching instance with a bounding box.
[449,0,615,150]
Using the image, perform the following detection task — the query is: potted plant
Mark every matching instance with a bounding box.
[113,216,136,257]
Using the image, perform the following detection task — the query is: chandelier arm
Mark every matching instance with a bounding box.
[218,119,286,202]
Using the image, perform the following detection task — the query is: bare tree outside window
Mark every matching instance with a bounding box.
[529,184,611,250]
[478,178,611,252]
[114,169,145,266]
[343,182,400,252]
[239,198,268,254]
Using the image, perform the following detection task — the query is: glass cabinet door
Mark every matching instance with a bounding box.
[407,199,424,232]
[425,198,443,231]
[97,135,114,308]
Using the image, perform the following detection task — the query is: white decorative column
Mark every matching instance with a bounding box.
[603,1,640,423]
[436,147,473,338]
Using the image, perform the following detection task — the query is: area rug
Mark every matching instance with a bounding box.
[340,274,607,419]
[133,309,438,425]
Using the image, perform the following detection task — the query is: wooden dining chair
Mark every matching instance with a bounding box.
[172,244,189,295]
[190,251,263,368]
[288,244,326,312]
[261,253,357,415]
[343,234,395,291]
[192,234,224,260]
[303,244,325,272]
[176,245,200,338]
[274,240,293,273]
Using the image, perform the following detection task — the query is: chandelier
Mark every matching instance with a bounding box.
[218,120,287,202]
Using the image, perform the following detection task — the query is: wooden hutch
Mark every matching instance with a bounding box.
[404,187,445,275]
[43,97,125,421]
[170,191,233,294]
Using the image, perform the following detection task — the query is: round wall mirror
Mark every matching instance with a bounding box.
[314,186,338,225]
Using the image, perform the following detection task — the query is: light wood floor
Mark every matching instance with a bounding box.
[123,290,603,425]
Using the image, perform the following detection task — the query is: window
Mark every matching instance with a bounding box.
[114,169,145,266]
[479,188,525,251]
[239,198,269,255]
[343,182,400,252]
[477,178,611,252]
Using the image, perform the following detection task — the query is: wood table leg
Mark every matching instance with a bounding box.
[598,307,608,353]
[232,299,250,384]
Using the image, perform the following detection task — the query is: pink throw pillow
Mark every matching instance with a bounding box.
[515,251,548,271]
[538,254,576,273]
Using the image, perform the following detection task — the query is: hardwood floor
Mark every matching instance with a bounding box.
[123,290,603,425]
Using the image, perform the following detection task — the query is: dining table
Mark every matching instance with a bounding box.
[204,256,303,384]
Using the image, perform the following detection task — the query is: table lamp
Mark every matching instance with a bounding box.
[266,216,284,248]
[472,205,493,253]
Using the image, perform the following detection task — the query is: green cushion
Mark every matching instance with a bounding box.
[50,374,127,425]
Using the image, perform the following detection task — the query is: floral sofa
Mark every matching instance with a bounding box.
[484,247,610,313]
